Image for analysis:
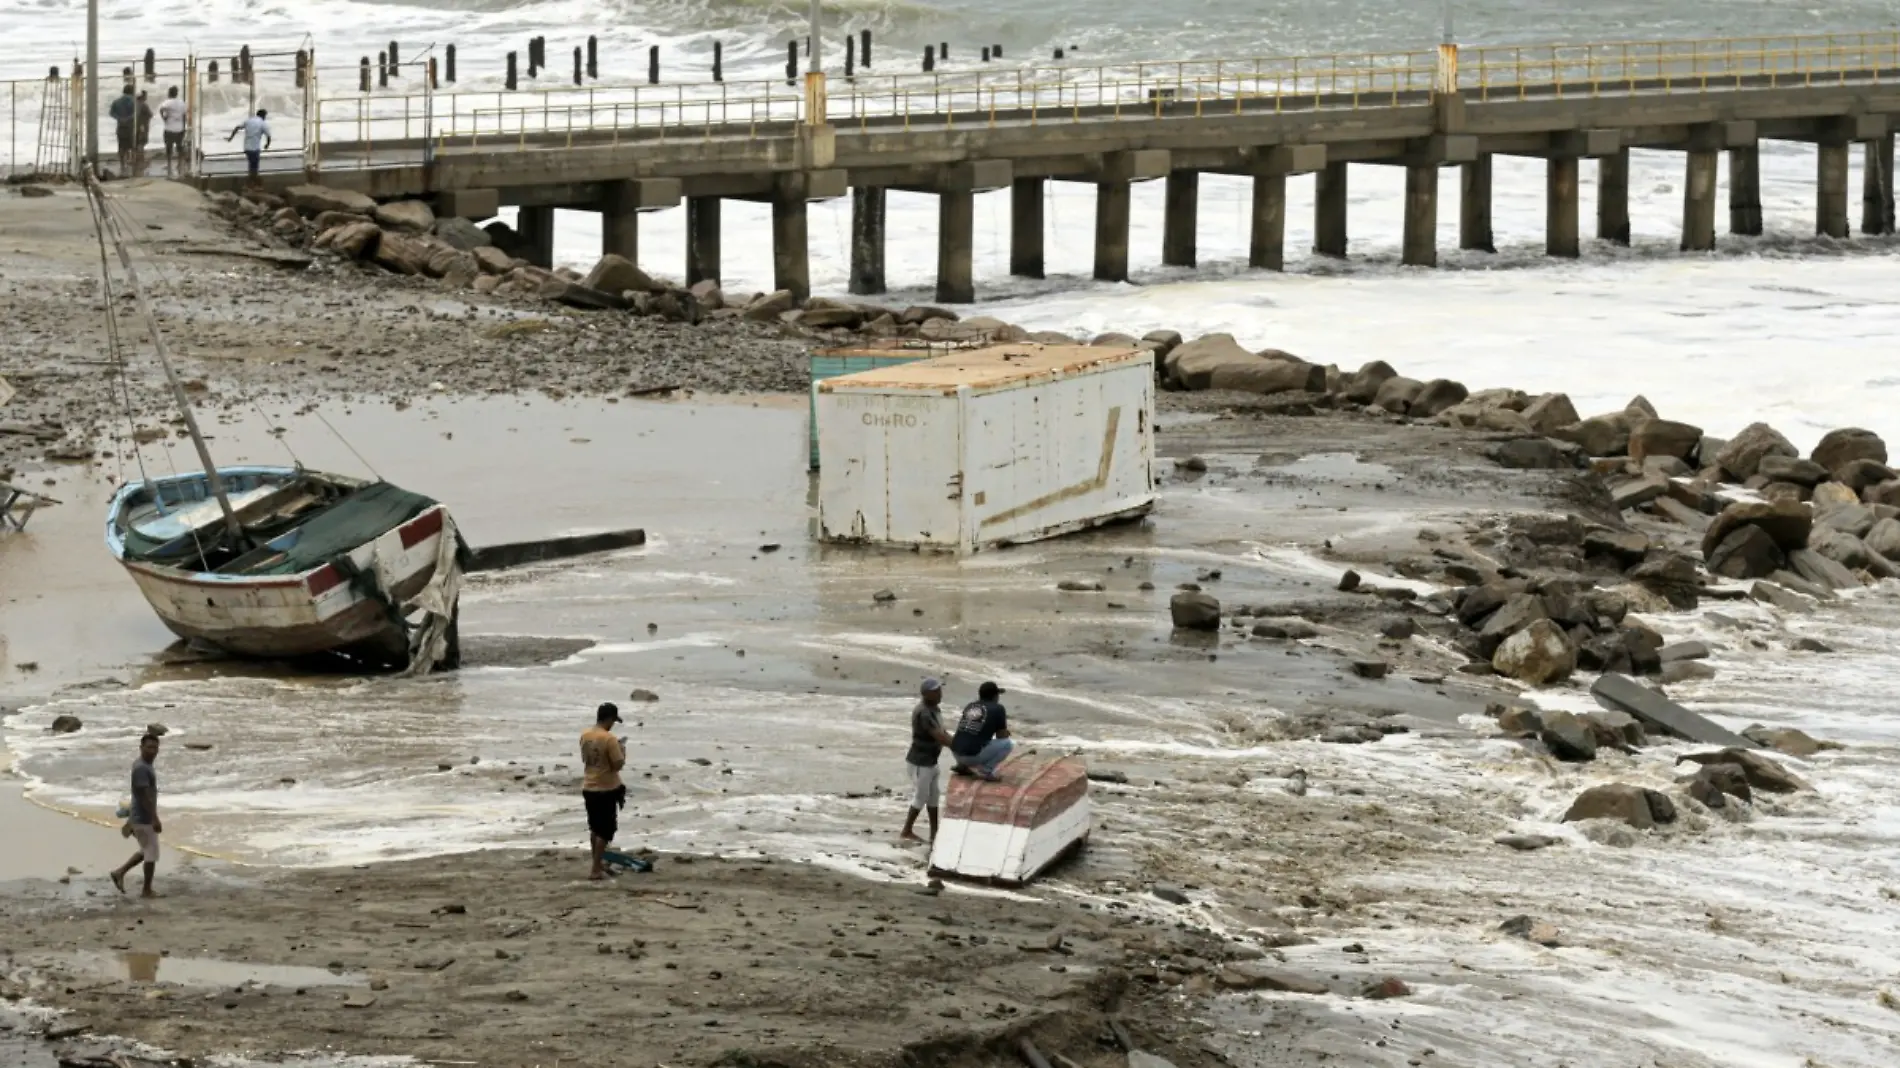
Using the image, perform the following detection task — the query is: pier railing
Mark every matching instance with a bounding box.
[7,30,1900,176]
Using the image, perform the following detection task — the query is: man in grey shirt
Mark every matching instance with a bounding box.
[110,733,163,897]
[901,678,954,844]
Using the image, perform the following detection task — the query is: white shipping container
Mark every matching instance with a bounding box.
[815,344,1156,553]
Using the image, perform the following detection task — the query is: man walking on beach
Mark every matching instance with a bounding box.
[108,84,137,176]
[949,682,1013,781]
[158,87,188,178]
[579,702,627,881]
[110,733,162,897]
[901,678,954,844]
[225,109,271,184]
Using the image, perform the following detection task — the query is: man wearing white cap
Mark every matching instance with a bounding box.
[901,678,955,843]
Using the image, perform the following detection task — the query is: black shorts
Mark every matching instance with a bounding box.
[583,787,623,842]
[163,130,184,149]
[115,123,134,151]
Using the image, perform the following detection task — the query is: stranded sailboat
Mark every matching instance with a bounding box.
[87,179,463,672]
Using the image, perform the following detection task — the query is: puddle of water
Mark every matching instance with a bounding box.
[66,950,365,988]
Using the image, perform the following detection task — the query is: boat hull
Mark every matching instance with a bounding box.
[929,751,1091,887]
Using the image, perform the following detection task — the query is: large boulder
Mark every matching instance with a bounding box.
[1679,748,1810,793]
[1700,499,1812,557]
[1868,481,1900,508]
[1705,524,1786,580]
[1141,329,1183,357]
[432,216,493,251]
[1866,517,1900,561]
[1409,378,1469,418]
[1207,358,1327,396]
[1628,418,1704,464]
[373,199,435,233]
[1836,458,1899,493]
[285,183,377,217]
[1809,528,1884,573]
[1477,593,1547,657]
[1489,438,1586,470]
[1555,412,1633,457]
[1371,376,1426,414]
[744,290,796,321]
[1521,393,1580,435]
[325,221,382,259]
[1167,334,1257,390]
[537,276,629,311]
[1759,455,1828,487]
[1170,591,1221,631]
[1818,503,1879,538]
[1341,360,1397,403]
[1741,725,1840,759]
[1716,422,1799,481]
[1538,709,1598,761]
[1788,547,1860,590]
[470,245,513,274]
[583,254,658,295]
[1812,427,1887,473]
[369,232,429,274]
[1492,619,1577,686]
[1562,783,1677,829]
[1629,551,1701,611]
[899,305,957,325]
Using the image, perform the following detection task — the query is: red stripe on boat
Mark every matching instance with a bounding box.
[400,508,445,549]
[305,565,344,597]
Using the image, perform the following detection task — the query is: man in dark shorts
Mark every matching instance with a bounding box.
[110,733,162,897]
[157,87,188,177]
[901,677,954,844]
[579,702,626,881]
[949,681,1013,781]
[108,84,137,175]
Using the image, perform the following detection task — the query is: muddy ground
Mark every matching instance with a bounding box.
[0,850,1246,1068]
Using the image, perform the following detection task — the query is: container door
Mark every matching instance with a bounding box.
[816,388,963,548]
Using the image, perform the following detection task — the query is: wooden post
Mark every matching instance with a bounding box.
[429,57,438,90]
[143,48,155,83]
[992,44,1003,57]
[924,45,934,72]
[1054,47,1065,59]
[506,52,518,91]
[861,29,872,68]
[940,41,949,60]
[239,46,251,84]
[446,44,457,84]
[388,41,399,74]
[981,46,991,62]
[713,42,722,82]
[377,52,389,89]
[786,41,797,85]
[207,60,217,84]
[648,45,659,84]
[358,57,370,92]
[845,37,855,78]
[294,49,308,90]
[573,47,582,86]
[587,36,598,80]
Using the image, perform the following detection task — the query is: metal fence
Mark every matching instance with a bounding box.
[1460,32,1900,99]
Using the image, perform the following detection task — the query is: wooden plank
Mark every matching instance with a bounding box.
[465,529,646,573]
[1590,673,1759,748]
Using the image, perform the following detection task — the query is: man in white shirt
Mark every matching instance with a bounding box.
[225,108,271,183]
[157,87,188,178]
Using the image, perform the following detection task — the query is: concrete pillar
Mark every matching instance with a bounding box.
[936,189,975,304]
[1598,148,1631,245]
[1010,178,1045,278]
[848,186,886,295]
[1729,146,1763,235]
[686,196,721,286]
[1162,170,1198,267]
[600,182,639,263]
[516,205,555,268]
[1459,156,1494,252]
[1402,164,1437,268]
[1818,142,1851,238]
[1546,157,1580,258]
[1314,161,1348,258]
[772,192,810,302]
[1681,151,1718,251]
[1862,134,1895,235]
[1094,179,1131,282]
[1249,173,1286,270]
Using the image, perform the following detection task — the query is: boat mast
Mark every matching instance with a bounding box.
[89,179,245,545]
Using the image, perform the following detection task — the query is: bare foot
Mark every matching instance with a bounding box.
[588,869,606,882]
[110,871,125,894]
[140,889,159,899]
[899,832,926,846]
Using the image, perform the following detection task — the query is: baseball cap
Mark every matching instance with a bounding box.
[921,677,943,694]
[596,701,622,724]
[978,681,1005,699]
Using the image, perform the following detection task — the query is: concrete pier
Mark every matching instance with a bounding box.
[1010,178,1044,278]
[1094,179,1131,282]
[1546,157,1579,258]
[601,182,640,262]
[517,205,555,268]
[1728,145,1763,236]
[772,188,810,302]
[1250,173,1286,270]
[1818,141,1850,238]
[1597,149,1631,244]
[686,196,721,286]
[1682,151,1718,250]
[1460,157,1494,252]
[1402,165,1437,267]
[1314,162,1348,258]
[936,189,975,304]
[1162,171,1198,267]
[1863,134,1895,235]
[849,186,886,295]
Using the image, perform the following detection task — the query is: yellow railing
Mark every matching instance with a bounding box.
[1461,31,1900,99]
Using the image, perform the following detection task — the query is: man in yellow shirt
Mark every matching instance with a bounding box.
[579,702,626,881]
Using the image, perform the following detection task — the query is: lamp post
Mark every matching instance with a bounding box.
[85,0,98,174]
[1435,0,1457,96]
[803,0,826,126]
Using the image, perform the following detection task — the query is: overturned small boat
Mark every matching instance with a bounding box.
[106,466,462,670]
[929,750,1091,886]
